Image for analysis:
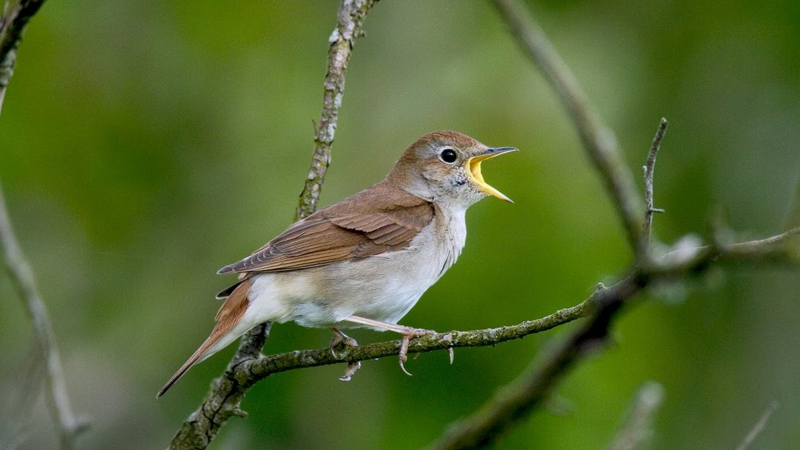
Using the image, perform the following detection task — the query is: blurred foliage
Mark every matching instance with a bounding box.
[1,0,799,449]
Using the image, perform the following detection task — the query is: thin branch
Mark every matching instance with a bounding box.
[607,382,665,450]
[296,0,375,220]
[167,1,377,448]
[728,226,800,252]
[424,280,638,450]
[423,229,798,450]
[641,118,668,252]
[734,401,778,450]
[240,299,594,380]
[491,0,643,252]
[0,2,89,449]
[0,182,88,449]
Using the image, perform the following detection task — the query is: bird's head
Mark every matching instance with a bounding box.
[388,130,517,208]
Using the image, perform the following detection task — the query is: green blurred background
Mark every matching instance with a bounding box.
[1,0,799,448]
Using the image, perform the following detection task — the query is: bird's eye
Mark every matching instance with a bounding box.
[439,148,457,164]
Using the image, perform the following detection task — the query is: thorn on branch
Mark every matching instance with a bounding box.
[231,408,248,419]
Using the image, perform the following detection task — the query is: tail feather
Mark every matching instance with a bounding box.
[157,278,254,398]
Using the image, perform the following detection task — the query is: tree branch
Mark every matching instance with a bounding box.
[423,229,798,450]
[167,1,377,448]
[0,183,88,450]
[296,0,376,220]
[735,401,778,450]
[491,0,643,252]
[641,118,668,253]
[607,382,665,450]
[238,299,593,380]
[0,2,89,449]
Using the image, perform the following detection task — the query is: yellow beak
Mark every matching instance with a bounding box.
[466,146,517,203]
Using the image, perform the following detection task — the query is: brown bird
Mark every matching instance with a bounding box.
[157,131,516,397]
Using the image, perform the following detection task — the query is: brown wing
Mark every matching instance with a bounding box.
[217,181,434,275]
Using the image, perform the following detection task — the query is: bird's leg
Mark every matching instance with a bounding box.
[343,315,444,376]
[329,328,361,381]
[329,327,358,359]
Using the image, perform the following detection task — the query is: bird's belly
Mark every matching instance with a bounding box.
[247,246,446,330]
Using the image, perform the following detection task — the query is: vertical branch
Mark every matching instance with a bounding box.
[167,1,377,448]
[296,0,377,221]
[491,0,643,252]
[641,118,668,255]
[0,1,88,449]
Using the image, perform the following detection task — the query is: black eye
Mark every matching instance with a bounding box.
[439,148,457,164]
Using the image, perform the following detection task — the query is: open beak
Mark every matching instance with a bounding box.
[466,146,517,203]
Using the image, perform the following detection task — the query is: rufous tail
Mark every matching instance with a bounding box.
[156,278,253,398]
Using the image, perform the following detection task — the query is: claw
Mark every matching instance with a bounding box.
[339,361,361,381]
[397,328,436,376]
[447,347,454,364]
[399,335,413,376]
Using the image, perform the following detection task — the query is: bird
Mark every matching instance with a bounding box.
[157,130,516,397]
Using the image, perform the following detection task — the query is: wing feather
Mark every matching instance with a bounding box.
[217,182,434,274]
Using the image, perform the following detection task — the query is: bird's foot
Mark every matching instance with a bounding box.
[330,328,362,381]
[329,328,358,359]
[398,328,436,376]
[339,361,361,381]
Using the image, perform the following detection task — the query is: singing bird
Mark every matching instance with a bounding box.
[157,131,516,397]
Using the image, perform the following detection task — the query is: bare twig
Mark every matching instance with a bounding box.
[728,227,800,252]
[0,2,89,449]
[167,1,377,448]
[424,281,636,450]
[0,181,88,449]
[241,299,594,379]
[491,0,643,251]
[296,0,376,220]
[607,382,665,450]
[642,118,668,252]
[735,402,778,450]
[423,229,797,450]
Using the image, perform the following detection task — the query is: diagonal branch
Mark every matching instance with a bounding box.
[238,299,594,380]
[423,229,799,450]
[0,2,89,449]
[735,401,778,450]
[0,183,88,450]
[167,1,378,449]
[491,0,643,252]
[607,382,665,450]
